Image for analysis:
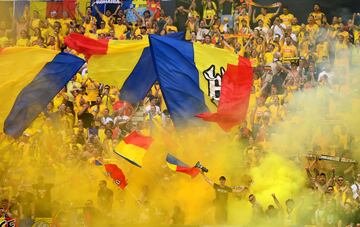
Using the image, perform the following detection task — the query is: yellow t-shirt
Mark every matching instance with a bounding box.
[299,40,310,58]
[96,28,110,35]
[255,13,274,28]
[238,15,250,29]
[281,44,297,60]
[254,106,268,124]
[166,25,178,33]
[84,80,99,102]
[305,24,319,40]
[0,36,9,48]
[338,31,349,41]
[316,42,329,61]
[101,15,111,29]
[204,9,216,20]
[291,24,301,35]
[31,18,41,28]
[279,13,294,26]
[16,38,29,47]
[264,52,274,65]
[47,18,58,27]
[310,12,325,25]
[114,24,127,37]
[249,57,259,67]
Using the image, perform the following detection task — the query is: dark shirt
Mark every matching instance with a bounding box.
[17,192,34,218]
[222,0,233,15]
[175,11,188,32]
[97,188,113,210]
[213,184,232,207]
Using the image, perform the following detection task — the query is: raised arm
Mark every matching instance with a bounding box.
[113,4,121,16]
[274,3,282,16]
[201,172,214,186]
[232,185,247,193]
[252,9,257,23]
[93,4,103,17]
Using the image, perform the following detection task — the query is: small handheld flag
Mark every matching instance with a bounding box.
[104,164,127,189]
[113,131,153,167]
[166,154,200,178]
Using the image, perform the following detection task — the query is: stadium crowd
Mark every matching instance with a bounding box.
[0,0,360,226]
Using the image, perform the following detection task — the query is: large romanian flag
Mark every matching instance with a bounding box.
[65,33,249,129]
[113,131,153,167]
[166,154,200,178]
[0,48,85,138]
[65,33,184,104]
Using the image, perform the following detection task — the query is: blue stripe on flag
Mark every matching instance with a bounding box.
[148,35,208,127]
[4,52,85,138]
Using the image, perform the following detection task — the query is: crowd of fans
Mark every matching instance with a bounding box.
[0,0,360,226]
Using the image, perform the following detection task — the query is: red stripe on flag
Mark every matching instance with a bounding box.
[197,57,253,131]
[64,33,109,58]
[176,166,200,178]
[123,131,153,150]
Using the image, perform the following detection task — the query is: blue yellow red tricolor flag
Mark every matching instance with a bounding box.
[166,154,200,178]
[149,35,240,126]
[0,47,85,138]
[64,33,184,104]
[65,33,248,129]
[113,131,153,167]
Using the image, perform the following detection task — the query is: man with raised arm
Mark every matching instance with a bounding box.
[201,172,247,224]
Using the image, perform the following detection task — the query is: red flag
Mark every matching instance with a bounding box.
[197,57,253,131]
[104,164,127,189]
[64,33,109,58]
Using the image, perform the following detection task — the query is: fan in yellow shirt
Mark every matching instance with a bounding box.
[264,44,276,65]
[253,5,280,28]
[281,37,298,63]
[94,4,121,30]
[315,39,329,62]
[111,17,128,39]
[237,6,252,30]
[309,3,326,25]
[291,18,301,36]
[279,7,294,27]
[16,30,30,47]
[305,16,319,41]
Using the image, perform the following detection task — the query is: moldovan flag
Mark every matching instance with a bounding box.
[0,48,85,138]
[104,164,127,189]
[197,58,253,131]
[113,131,153,167]
[166,154,200,178]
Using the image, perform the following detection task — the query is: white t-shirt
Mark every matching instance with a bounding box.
[351,182,360,199]
[271,23,286,39]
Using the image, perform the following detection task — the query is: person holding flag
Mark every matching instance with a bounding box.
[201,172,247,224]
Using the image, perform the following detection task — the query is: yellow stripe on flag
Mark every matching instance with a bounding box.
[193,43,238,112]
[166,162,177,171]
[88,40,149,86]
[114,141,147,167]
[0,47,57,131]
